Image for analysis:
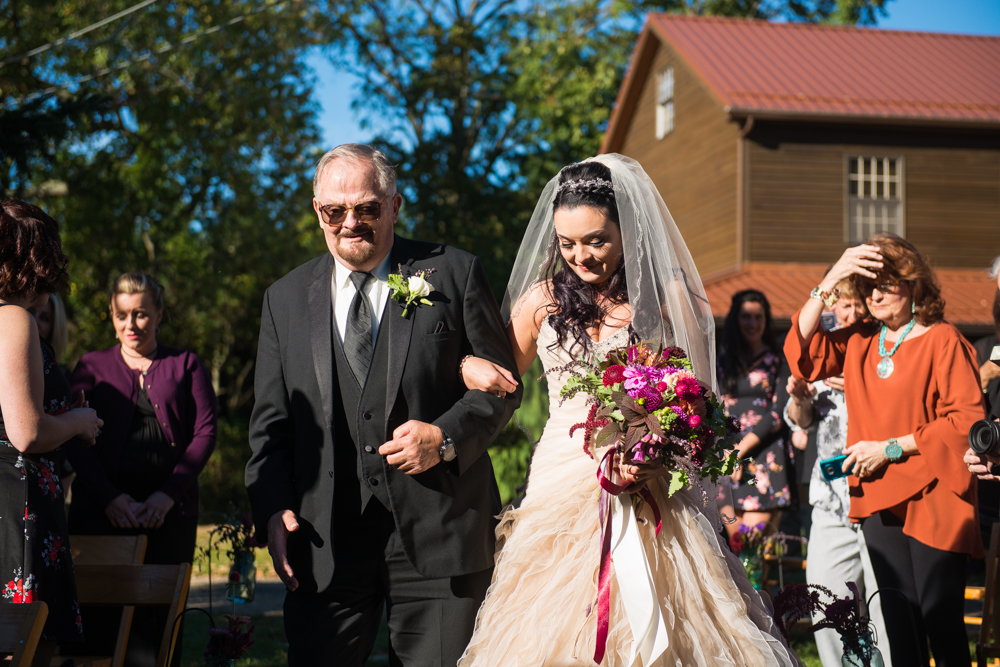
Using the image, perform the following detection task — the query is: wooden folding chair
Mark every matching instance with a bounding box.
[59,564,190,667]
[0,601,48,667]
[978,523,1000,666]
[69,535,147,566]
[53,535,149,667]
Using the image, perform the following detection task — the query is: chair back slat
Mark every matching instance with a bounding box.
[74,564,189,607]
[70,563,191,667]
[0,601,48,667]
[70,535,148,565]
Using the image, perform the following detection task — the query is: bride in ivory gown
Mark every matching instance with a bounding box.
[456,155,800,667]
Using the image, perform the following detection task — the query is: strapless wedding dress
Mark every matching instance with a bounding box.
[459,320,800,666]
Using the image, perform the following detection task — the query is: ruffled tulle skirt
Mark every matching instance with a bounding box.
[459,412,799,667]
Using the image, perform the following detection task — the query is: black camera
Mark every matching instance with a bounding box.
[969,419,1000,457]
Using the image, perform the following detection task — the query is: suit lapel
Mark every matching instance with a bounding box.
[308,254,335,428]
[385,236,414,418]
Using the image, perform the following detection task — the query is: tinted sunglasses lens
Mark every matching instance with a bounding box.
[354,203,381,221]
[323,206,347,223]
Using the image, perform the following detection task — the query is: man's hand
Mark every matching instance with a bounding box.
[379,421,444,474]
[965,447,1000,481]
[268,510,300,591]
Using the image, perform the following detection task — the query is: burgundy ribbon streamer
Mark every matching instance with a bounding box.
[639,487,662,537]
[591,449,664,663]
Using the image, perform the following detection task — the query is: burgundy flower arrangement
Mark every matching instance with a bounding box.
[772,582,882,666]
[204,614,255,664]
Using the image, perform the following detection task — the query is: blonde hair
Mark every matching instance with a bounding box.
[47,293,69,362]
[835,279,860,302]
[110,273,165,311]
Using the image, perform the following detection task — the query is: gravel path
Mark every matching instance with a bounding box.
[186,574,286,618]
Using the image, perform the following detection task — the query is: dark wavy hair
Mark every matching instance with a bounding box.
[0,200,69,301]
[539,161,628,356]
[851,232,945,326]
[719,289,779,394]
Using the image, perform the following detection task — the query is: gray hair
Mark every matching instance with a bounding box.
[313,144,396,197]
[990,255,1000,280]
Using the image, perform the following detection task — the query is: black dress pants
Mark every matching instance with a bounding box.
[862,509,970,667]
[283,500,493,667]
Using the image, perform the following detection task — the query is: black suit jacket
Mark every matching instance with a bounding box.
[246,236,521,590]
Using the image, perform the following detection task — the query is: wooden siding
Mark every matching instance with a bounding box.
[748,141,1000,268]
[615,40,742,277]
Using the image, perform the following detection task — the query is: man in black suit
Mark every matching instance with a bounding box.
[246,144,521,665]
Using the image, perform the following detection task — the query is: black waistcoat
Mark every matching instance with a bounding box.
[332,304,392,512]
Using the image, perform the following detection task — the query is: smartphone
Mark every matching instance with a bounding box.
[819,454,854,481]
[820,312,838,331]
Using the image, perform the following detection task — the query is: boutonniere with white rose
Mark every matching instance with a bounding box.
[388,266,437,317]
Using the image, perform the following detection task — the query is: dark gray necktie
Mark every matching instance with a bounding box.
[344,271,374,384]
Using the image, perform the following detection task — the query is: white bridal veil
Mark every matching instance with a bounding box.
[503,153,718,393]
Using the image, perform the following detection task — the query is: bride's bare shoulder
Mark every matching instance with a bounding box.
[515,281,558,331]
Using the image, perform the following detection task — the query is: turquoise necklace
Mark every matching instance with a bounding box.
[876,318,917,379]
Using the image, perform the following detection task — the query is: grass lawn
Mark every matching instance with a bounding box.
[182,526,979,666]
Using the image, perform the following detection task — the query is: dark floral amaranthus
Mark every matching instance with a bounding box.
[773,582,880,666]
[558,342,741,497]
[204,614,255,663]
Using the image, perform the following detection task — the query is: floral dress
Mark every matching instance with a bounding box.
[0,338,83,641]
[718,349,794,512]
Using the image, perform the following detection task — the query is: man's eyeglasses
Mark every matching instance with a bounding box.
[317,194,390,225]
[861,277,901,296]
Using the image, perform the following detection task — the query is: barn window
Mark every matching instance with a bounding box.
[846,156,905,243]
[655,67,674,139]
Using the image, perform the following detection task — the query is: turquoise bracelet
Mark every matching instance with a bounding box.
[885,437,903,462]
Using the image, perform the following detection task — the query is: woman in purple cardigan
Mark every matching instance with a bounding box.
[69,272,217,666]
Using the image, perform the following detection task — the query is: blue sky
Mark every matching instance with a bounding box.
[308,0,1000,149]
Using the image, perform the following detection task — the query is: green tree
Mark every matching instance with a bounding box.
[2,0,328,511]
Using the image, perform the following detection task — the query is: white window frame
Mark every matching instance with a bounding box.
[655,66,674,140]
[844,154,906,243]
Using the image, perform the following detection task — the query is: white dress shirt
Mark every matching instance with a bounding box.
[331,252,392,346]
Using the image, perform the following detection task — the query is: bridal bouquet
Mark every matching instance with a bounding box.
[560,342,741,665]
[563,342,740,498]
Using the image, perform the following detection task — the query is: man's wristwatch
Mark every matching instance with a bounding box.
[438,433,456,462]
[809,286,839,308]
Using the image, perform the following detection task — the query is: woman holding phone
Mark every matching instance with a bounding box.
[784,233,983,667]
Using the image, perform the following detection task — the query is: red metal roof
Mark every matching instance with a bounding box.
[704,262,997,331]
[645,14,1000,124]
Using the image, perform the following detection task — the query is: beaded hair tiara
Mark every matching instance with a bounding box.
[555,177,614,197]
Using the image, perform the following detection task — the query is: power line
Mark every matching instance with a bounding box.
[0,0,161,68]
[14,0,289,104]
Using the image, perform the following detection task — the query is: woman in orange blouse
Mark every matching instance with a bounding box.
[784,233,984,667]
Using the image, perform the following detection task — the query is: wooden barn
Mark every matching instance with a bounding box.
[600,14,1000,335]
